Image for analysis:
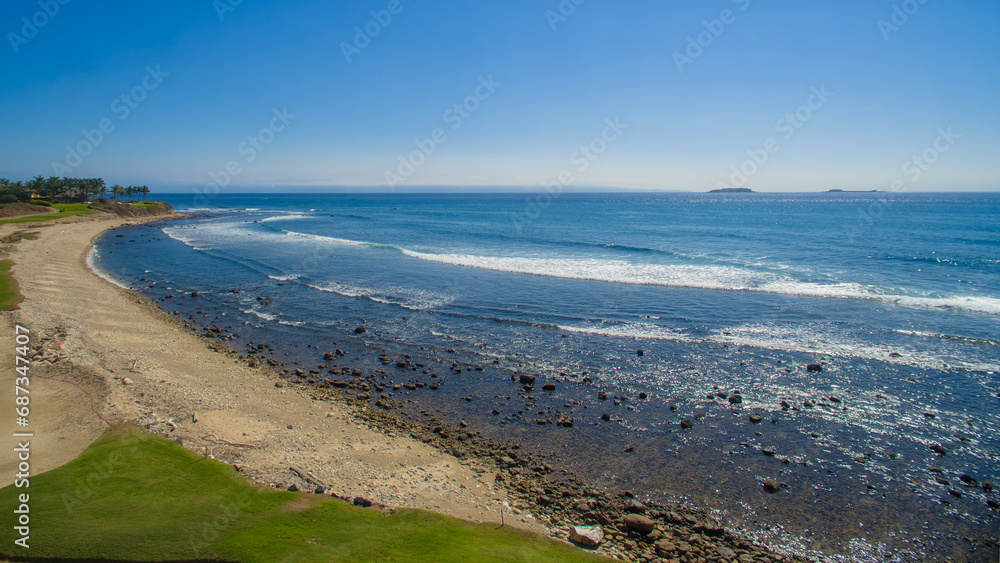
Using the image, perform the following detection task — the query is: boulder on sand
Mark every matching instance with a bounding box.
[568,525,603,547]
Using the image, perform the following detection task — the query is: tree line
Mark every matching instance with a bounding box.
[0,176,151,204]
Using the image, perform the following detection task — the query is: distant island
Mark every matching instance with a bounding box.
[827,189,878,192]
[708,187,754,193]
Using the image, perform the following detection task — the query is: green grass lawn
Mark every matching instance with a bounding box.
[0,202,99,225]
[0,259,22,310]
[0,425,608,562]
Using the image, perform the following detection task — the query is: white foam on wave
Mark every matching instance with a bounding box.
[241,307,278,322]
[268,274,301,281]
[559,322,688,341]
[283,230,367,246]
[711,322,997,372]
[85,246,130,289]
[261,213,308,222]
[400,251,1000,316]
[305,281,454,310]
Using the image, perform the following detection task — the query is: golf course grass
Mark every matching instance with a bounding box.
[0,424,609,562]
[0,203,99,225]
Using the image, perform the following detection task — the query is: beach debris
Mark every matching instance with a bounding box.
[806,363,823,372]
[623,513,656,534]
[568,525,603,547]
[290,465,329,490]
[166,419,177,431]
[598,390,607,400]
[201,434,259,448]
[191,412,198,423]
[762,478,780,494]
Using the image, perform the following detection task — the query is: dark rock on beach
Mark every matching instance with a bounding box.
[623,513,656,534]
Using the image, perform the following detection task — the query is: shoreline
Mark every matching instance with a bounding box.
[0,215,542,520]
[2,211,810,562]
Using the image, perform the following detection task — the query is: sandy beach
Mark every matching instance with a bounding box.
[0,213,537,530]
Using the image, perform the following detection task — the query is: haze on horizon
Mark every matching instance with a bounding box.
[1,0,997,194]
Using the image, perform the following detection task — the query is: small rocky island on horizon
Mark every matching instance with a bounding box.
[708,187,754,193]
[827,189,878,192]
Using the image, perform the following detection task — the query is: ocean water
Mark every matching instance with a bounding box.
[95,192,1000,561]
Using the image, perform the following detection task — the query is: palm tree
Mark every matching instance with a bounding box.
[110,184,123,202]
[141,186,150,201]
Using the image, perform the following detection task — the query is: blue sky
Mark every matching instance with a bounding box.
[1,0,997,192]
